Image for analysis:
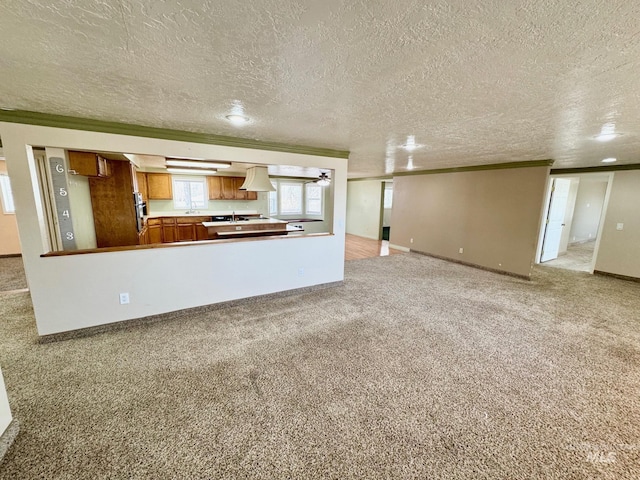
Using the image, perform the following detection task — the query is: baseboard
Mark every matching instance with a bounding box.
[38,280,344,343]
[0,254,21,259]
[410,249,530,280]
[389,244,410,252]
[0,419,19,464]
[594,270,640,283]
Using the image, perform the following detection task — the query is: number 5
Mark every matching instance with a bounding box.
[59,187,67,197]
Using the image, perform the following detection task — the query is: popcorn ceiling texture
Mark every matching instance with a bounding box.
[1,1,640,176]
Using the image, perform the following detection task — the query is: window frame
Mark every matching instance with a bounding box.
[172,176,208,211]
[0,174,15,214]
[270,178,324,219]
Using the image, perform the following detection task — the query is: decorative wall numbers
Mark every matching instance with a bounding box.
[49,156,77,250]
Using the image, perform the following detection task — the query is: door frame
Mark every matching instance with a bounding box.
[535,172,614,273]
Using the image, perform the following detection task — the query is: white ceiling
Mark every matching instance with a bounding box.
[1,1,640,177]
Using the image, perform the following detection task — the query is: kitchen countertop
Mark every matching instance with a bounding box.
[202,218,287,227]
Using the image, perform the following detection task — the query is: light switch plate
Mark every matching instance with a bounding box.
[616,223,624,231]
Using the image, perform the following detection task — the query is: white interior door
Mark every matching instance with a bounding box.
[541,178,572,262]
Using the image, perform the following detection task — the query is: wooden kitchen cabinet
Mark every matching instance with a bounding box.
[195,223,209,240]
[221,177,236,199]
[68,150,110,177]
[176,216,211,242]
[234,177,247,200]
[207,176,223,200]
[147,173,173,199]
[161,217,176,242]
[207,176,257,201]
[136,171,149,203]
[146,216,212,243]
[88,159,138,248]
[147,218,163,244]
[138,226,149,245]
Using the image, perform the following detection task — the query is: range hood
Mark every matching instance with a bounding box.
[239,166,276,192]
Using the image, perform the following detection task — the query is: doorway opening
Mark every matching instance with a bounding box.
[381,181,393,241]
[537,173,612,272]
[0,144,28,294]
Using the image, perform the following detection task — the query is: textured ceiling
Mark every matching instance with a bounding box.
[1,0,640,177]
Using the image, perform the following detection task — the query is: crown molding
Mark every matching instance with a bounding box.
[0,110,350,159]
[551,163,640,174]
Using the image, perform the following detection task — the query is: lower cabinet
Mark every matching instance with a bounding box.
[147,218,163,244]
[162,218,176,243]
[145,216,211,244]
[138,226,149,245]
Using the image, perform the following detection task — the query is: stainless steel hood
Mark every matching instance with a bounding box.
[239,166,276,192]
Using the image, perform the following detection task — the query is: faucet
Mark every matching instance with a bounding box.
[186,202,198,214]
[232,211,236,222]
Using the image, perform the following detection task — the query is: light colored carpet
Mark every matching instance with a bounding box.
[1,254,639,479]
[543,241,596,272]
[0,257,27,292]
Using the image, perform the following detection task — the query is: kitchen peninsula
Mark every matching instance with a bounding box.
[203,216,289,239]
[141,211,298,244]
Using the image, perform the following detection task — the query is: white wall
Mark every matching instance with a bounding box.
[595,170,640,278]
[0,122,347,335]
[558,178,580,254]
[0,160,21,255]
[392,166,550,278]
[0,367,11,437]
[569,177,608,244]
[346,180,383,240]
[382,182,393,227]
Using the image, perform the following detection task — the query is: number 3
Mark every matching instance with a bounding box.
[65,232,74,240]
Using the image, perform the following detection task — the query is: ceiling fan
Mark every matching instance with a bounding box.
[306,171,331,186]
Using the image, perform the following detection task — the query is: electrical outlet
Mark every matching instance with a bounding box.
[298,268,304,277]
[119,292,130,305]
[459,247,464,254]
[616,223,624,231]
[410,238,414,244]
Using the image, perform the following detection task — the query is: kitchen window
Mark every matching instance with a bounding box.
[305,184,322,215]
[0,174,15,214]
[173,177,207,210]
[280,183,303,215]
[269,179,324,218]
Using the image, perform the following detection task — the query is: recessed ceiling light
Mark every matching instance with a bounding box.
[226,114,249,125]
[400,135,423,151]
[594,123,620,142]
[595,133,620,142]
[407,155,415,170]
[601,157,617,163]
[166,159,231,169]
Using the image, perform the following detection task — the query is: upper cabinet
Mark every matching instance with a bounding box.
[208,176,257,201]
[147,173,173,200]
[68,151,110,177]
[136,171,149,203]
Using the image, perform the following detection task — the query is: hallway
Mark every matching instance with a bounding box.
[345,234,405,261]
[542,241,595,272]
